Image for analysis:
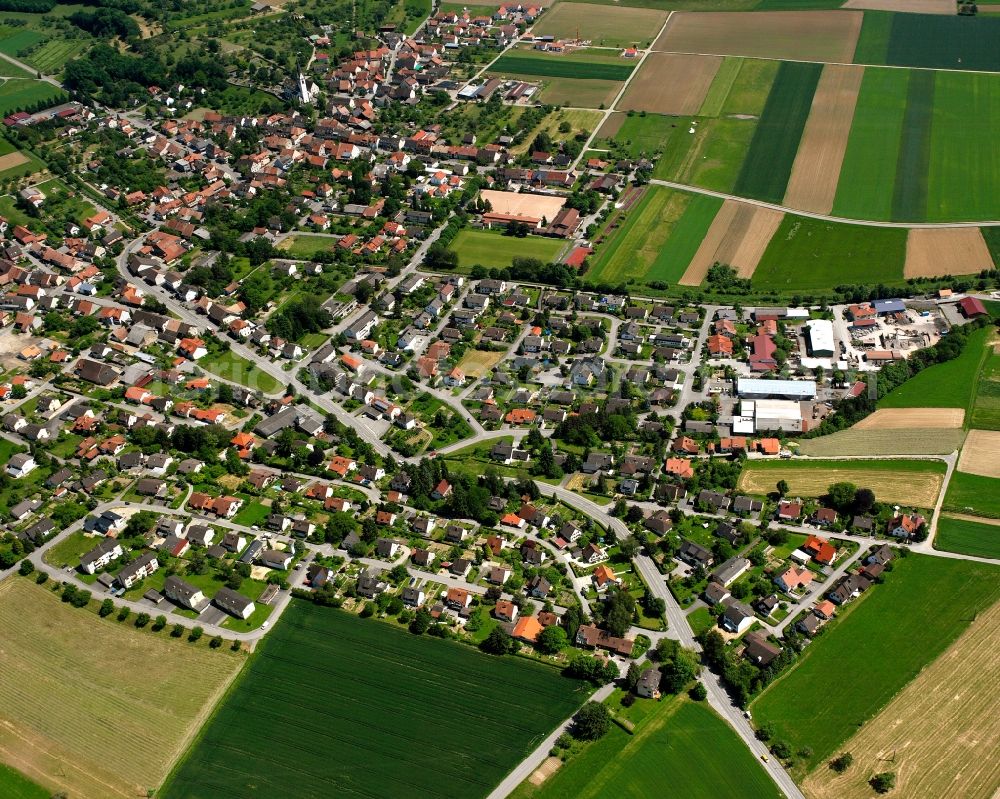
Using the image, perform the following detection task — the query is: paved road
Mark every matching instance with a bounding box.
[649,178,1000,229]
[0,53,61,86]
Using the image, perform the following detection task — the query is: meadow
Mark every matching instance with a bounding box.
[971,345,1000,430]
[935,515,1000,559]
[513,697,780,799]
[0,79,64,117]
[199,349,284,394]
[530,3,668,47]
[880,325,990,411]
[489,51,634,82]
[277,233,336,259]
[162,602,590,799]
[587,187,722,285]
[752,553,1000,773]
[732,61,822,204]
[737,457,945,507]
[598,112,681,159]
[943,470,1000,519]
[0,578,242,799]
[751,216,906,292]
[449,229,565,270]
[654,116,756,192]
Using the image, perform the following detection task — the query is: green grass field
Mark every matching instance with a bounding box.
[278,233,336,259]
[489,51,635,82]
[852,10,892,64]
[935,516,1000,559]
[0,29,45,58]
[536,76,622,108]
[971,346,1000,430]
[162,602,590,798]
[600,112,681,159]
[732,61,822,204]
[751,216,906,292]
[943,470,1000,519]
[752,554,1000,772]
[891,68,934,221]
[514,698,780,799]
[0,79,64,117]
[697,56,743,116]
[449,229,564,270]
[199,350,284,394]
[884,13,1000,72]
[530,3,668,48]
[832,67,907,221]
[880,325,990,411]
[722,57,779,116]
[653,116,756,191]
[26,39,88,74]
[0,765,46,799]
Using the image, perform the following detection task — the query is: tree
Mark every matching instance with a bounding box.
[135,612,150,628]
[152,615,167,631]
[689,683,707,701]
[117,606,131,622]
[572,702,611,741]
[826,481,858,513]
[870,772,896,794]
[18,559,34,576]
[603,588,636,638]
[853,488,876,514]
[171,623,184,638]
[188,626,204,642]
[409,608,432,635]
[625,662,642,692]
[210,636,223,649]
[830,753,854,773]
[481,626,515,655]
[99,598,115,617]
[535,624,567,655]
[776,480,789,497]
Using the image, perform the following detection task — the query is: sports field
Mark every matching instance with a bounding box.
[752,553,1000,773]
[162,602,590,799]
[656,10,863,62]
[489,50,635,82]
[530,2,669,47]
[737,458,945,507]
[935,515,1000,559]
[449,229,564,270]
[514,698,781,799]
[0,578,242,799]
[802,596,1000,799]
[733,61,822,204]
[751,216,906,291]
[880,325,990,411]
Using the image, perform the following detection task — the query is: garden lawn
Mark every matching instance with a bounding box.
[832,67,907,221]
[0,765,48,799]
[449,229,564,270]
[278,234,336,259]
[935,515,1000,559]
[733,61,822,204]
[943,471,1000,519]
[199,350,284,394]
[161,602,590,799]
[751,215,906,292]
[752,553,1000,773]
[514,697,781,799]
[880,325,990,411]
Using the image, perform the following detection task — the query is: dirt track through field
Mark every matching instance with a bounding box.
[842,0,953,13]
[738,464,944,507]
[679,199,782,285]
[619,53,722,115]
[654,11,863,64]
[802,599,1000,799]
[0,152,28,171]
[904,228,995,278]
[854,408,965,430]
[957,429,1000,478]
[783,64,863,214]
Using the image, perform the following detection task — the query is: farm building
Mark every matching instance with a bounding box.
[805,319,835,357]
[736,378,816,401]
[733,399,803,434]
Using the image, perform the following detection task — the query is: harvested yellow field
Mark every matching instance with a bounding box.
[854,408,965,430]
[904,228,995,278]
[803,599,1000,799]
[783,64,863,214]
[655,10,863,64]
[457,348,505,378]
[957,429,1000,478]
[842,0,953,13]
[0,152,28,171]
[618,53,723,115]
[679,199,783,285]
[737,462,945,507]
[0,578,242,799]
